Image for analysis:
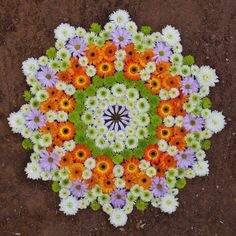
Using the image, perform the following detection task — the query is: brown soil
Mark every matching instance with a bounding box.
[0,0,236,235]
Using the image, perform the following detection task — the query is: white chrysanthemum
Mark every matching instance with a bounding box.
[97,87,111,100]
[167,146,178,156]
[202,129,213,139]
[125,21,137,32]
[136,127,148,139]
[76,27,86,37]
[63,140,76,152]
[54,23,76,41]
[21,127,32,138]
[84,157,96,170]
[180,65,191,77]
[205,111,226,133]
[158,139,168,152]
[199,86,210,98]
[55,39,65,50]
[169,88,180,98]
[102,203,113,215]
[41,171,52,181]
[170,53,183,65]
[164,116,175,127]
[86,65,96,77]
[22,58,39,76]
[111,140,125,153]
[39,133,52,147]
[20,104,31,114]
[139,160,150,171]
[86,126,97,139]
[116,130,126,140]
[78,56,88,67]
[38,56,48,66]
[65,84,76,96]
[138,113,150,126]
[172,43,183,53]
[126,88,139,101]
[111,83,126,97]
[8,111,25,133]
[159,89,170,100]
[109,9,130,27]
[36,89,49,102]
[115,49,126,60]
[175,116,184,127]
[57,111,68,122]
[59,196,79,215]
[145,62,156,73]
[146,166,157,177]
[109,209,128,227]
[113,165,124,177]
[81,111,93,124]
[95,135,109,149]
[59,188,70,199]
[85,96,98,110]
[191,65,199,76]
[114,178,125,189]
[136,98,150,112]
[162,25,180,46]
[151,198,161,208]
[30,152,39,162]
[114,60,124,71]
[196,149,206,160]
[55,81,66,91]
[140,189,153,202]
[45,111,57,123]
[168,188,179,196]
[160,194,179,214]
[124,203,134,214]
[197,66,219,87]
[54,146,66,157]
[25,162,42,180]
[140,69,150,81]
[125,136,138,149]
[184,168,196,179]
[82,169,92,180]
[56,48,70,60]
[104,22,116,32]
[193,160,209,176]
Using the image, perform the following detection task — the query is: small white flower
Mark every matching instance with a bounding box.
[65,84,76,96]
[205,111,226,133]
[172,43,183,53]
[57,111,68,122]
[197,66,219,87]
[164,116,175,127]
[54,23,76,42]
[82,169,92,179]
[167,146,178,156]
[22,58,39,76]
[158,139,168,152]
[45,111,57,123]
[159,89,170,100]
[109,9,130,27]
[175,116,184,127]
[185,168,196,179]
[63,140,76,152]
[86,65,96,77]
[109,209,128,227]
[76,27,86,37]
[8,111,25,133]
[125,21,138,33]
[104,22,116,32]
[39,133,52,147]
[115,49,126,60]
[162,25,180,46]
[140,69,150,81]
[114,60,124,71]
[193,160,209,176]
[79,56,89,67]
[169,88,180,98]
[160,194,179,214]
[145,62,156,73]
[59,196,79,215]
[146,166,157,177]
[25,162,42,180]
[114,178,125,188]
[113,165,124,177]
[55,81,67,90]
[59,188,70,199]
[84,157,96,170]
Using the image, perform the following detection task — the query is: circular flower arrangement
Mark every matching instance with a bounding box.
[8,10,226,227]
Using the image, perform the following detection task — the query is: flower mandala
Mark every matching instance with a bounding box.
[8,10,226,227]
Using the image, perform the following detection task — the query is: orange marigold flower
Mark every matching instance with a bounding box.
[136,172,152,189]
[96,60,115,77]
[153,162,167,177]
[145,77,162,94]
[162,75,181,90]
[40,122,58,138]
[58,122,75,141]
[70,57,81,72]
[58,95,76,113]
[69,163,84,180]
[85,45,102,65]
[124,43,137,62]
[94,156,114,176]
[124,61,141,80]
[143,144,162,164]
[57,70,72,84]
[156,125,173,141]
[173,126,189,137]
[157,100,175,118]
[169,135,186,151]
[59,153,73,167]
[72,144,91,164]
[123,175,136,190]
[102,41,118,61]
[39,98,58,113]
[123,158,140,177]
[155,61,171,75]
[84,174,98,190]
[71,69,91,90]
[161,153,177,169]
[138,49,155,67]
[100,174,115,193]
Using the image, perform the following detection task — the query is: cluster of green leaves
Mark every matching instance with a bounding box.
[68,72,162,163]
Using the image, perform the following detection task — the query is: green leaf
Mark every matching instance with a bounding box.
[51,181,61,193]
[183,55,195,66]
[46,47,56,59]
[90,23,102,34]
[22,138,34,150]
[141,25,152,35]
[176,178,187,189]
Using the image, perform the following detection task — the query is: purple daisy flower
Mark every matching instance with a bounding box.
[37,66,58,88]
[70,180,87,197]
[25,109,45,131]
[39,151,60,171]
[175,148,195,168]
[66,37,87,57]
[183,114,204,132]
[111,189,127,208]
[111,28,132,48]
[151,177,168,198]
[180,77,199,95]
[153,42,172,62]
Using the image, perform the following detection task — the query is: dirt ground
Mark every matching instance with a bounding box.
[0,0,236,235]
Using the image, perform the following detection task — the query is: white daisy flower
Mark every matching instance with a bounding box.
[30,153,39,162]
[22,58,39,76]
[136,98,150,112]
[97,87,111,100]
[196,149,206,160]
[36,89,49,102]
[140,69,150,81]
[167,146,178,156]
[172,43,183,53]
[39,133,52,147]
[55,81,67,90]
[162,25,180,46]
[38,56,48,66]
[109,9,130,27]
[146,167,157,177]
[54,23,75,42]
[125,136,138,149]
[8,111,25,133]
[45,111,57,123]
[193,160,209,176]
[113,165,124,177]
[191,65,199,76]
[76,27,86,37]
[151,198,161,208]
[56,48,70,60]
[59,196,79,215]
[199,86,210,97]
[111,140,125,153]
[138,113,150,126]
[169,88,180,98]
[103,203,113,214]
[109,209,128,227]
[82,169,92,180]
[164,116,175,127]
[84,157,96,170]
[65,84,76,96]
[54,146,66,157]
[79,56,89,67]
[160,194,179,214]
[41,171,52,181]
[114,178,126,188]
[111,83,126,97]
[159,89,170,100]
[95,135,109,149]
[55,39,65,50]
[86,65,96,77]
[196,66,219,87]
[151,32,162,42]
[139,160,150,171]
[114,60,124,71]
[123,203,134,214]
[63,140,76,152]
[104,22,116,32]
[185,168,196,179]
[126,21,138,32]
[25,162,42,180]
[175,116,184,127]
[140,189,153,202]
[59,188,70,199]
[57,111,68,122]
[205,111,226,133]
[158,139,168,152]
[145,61,156,73]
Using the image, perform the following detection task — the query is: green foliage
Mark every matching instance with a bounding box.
[90,23,102,34]
[112,155,124,164]
[201,97,212,109]
[84,85,97,97]
[51,181,61,193]
[92,75,103,88]
[141,25,152,35]
[176,178,187,189]
[46,47,56,59]
[135,199,148,211]
[74,90,86,101]
[22,138,34,150]
[23,90,33,102]
[201,139,211,150]
[90,201,100,211]
[183,55,195,66]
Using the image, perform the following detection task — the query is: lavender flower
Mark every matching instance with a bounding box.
[151,177,168,198]
[180,77,199,95]
[111,189,127,208]
[153,42,172,62]
[39,151,60,171]
[111,29,132,48]
[37,66,58,87]
[70,180,87,197]
[25,109,45,131]
[175,148,195,168]
[67,37,87,57]
[183,114,204,132]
